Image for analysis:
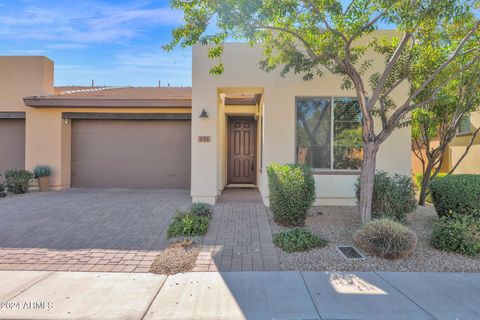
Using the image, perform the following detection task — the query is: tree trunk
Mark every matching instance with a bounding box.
[418,163,433,206]
[359,142,378,224]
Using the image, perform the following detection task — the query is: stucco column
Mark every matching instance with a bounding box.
[25,109,71,189]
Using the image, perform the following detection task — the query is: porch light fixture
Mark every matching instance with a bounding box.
[199,108,208,118]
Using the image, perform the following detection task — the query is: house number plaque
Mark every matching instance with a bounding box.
[198,136,211,142]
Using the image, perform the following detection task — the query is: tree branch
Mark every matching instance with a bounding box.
[368,32,412,109]
[448,125,480,175]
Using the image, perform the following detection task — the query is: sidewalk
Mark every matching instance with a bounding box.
[1,270,480,319]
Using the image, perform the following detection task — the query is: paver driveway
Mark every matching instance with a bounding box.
[0,188,191,272]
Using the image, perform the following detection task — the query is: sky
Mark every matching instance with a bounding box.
[0,0,393,87]
[0,0,191,87]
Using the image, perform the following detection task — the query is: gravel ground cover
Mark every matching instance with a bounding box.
[268,205,480,272]
[150,238,201,275]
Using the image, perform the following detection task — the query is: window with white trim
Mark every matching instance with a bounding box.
[296,97,363,170]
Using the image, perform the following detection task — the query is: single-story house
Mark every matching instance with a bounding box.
[0,31,410,206]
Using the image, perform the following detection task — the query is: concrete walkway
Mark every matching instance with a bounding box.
[1,271,480,320]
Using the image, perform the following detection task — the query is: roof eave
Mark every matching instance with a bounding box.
[23,97,192,108]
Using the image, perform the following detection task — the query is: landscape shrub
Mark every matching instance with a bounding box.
[414,172,447,203]
[4,169,33,194]
[0,175,6,198]
[354,218,418,260]
[267,163,315,227]
[431,214,480,256]
[167,211,210,238]
[190,202,212,217]
[273,228,327,252]
[33,165,52,179]
[355,171,416,222]
[430,174,480,218]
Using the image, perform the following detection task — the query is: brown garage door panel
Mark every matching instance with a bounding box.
[0,119,25,176]
[71,120,191,189]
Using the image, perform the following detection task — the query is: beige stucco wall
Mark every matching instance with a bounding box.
[191,34,411,205]
[448,111,480,174]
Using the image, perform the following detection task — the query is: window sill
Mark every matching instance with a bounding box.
[312,170,361,175]
[456,132,472,137]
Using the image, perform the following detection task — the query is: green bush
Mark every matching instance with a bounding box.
[355,171,416,222]
[267,163,315,227]
[4,169,33,194]
[167,211,210,238]
[190,202,212,217]
[414,172,447,203]
[33,165,52,179]
[354,219,418,260]
[431,214,480,256]
[0,175,6,198]
[430,174,480,218]
[273,228,327,252]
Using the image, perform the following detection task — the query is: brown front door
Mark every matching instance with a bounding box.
[228,117,256,184]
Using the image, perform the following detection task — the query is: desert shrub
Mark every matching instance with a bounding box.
[414,172,447,203]
[0,175,6,198]
[33,165,52,179]
[267,163,315,227]
[430,174,480,218]
[431,214,480,256]
[355,171,416,222]
[190,202,212,217]
[4,169,33,194]
[167,211,210,238]
[273,228,327,252]
[354,219,417,260]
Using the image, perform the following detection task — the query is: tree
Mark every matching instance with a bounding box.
[412,54,480,206]
[166,0,480,223]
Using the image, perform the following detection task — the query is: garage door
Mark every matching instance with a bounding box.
[0,119,25,177]
[71,120,191,189]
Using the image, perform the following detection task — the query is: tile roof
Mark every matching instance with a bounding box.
[50,86,191,100]
[25,87,192,108]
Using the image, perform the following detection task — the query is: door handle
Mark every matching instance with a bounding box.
[250,154,255,170]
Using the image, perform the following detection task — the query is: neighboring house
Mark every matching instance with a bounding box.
[0,32,411,206]
[411,112,480,175]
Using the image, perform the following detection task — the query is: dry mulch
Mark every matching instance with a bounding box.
[268,205,480,272]
[150,239,200,275]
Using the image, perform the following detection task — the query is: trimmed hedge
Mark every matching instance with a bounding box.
[354,218,417,260]
[431,214,480,256]
[267,164,315,227]
[355,171,416,222]
[4,169,33,194]
[273,228,327,252]
[430,174,480,218]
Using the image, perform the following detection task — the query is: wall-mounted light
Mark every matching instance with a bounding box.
[64,118,69,124]
[199,108,208,118]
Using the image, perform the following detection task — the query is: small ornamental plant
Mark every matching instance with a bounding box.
[33,165,52,192]
[273,228,327,253]
[354,219,417,260]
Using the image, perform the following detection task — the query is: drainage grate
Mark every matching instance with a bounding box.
[337,246,365,260]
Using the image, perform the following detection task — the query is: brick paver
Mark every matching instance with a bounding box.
[194,188,280,271]
[0,188,191,272]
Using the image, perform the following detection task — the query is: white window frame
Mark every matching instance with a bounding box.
[295,96,362,173]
